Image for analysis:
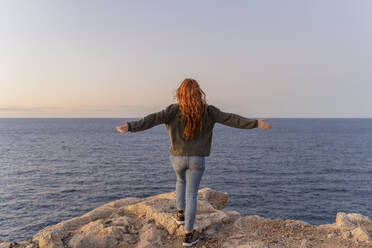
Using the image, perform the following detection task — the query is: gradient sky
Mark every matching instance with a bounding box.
[1,0,371,118]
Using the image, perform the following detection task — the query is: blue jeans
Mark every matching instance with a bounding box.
[169,154,205,232]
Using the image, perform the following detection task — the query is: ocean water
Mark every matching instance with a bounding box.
[0,118,371,242]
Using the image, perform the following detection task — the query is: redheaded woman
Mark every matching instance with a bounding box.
[116,78,272,246]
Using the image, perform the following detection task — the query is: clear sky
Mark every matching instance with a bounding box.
[1,0,371,118]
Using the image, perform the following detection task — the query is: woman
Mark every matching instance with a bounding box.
[116,78,272,247]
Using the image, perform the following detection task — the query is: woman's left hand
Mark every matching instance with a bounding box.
[258,118,272,130]
[116,123,129,134]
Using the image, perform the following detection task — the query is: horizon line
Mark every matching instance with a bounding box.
[0,116,371,119]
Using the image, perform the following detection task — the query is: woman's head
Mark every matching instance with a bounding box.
[174,78,208,140]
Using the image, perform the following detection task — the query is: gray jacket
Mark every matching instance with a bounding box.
[127,103,258,156]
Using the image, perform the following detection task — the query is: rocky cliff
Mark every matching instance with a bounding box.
[1,188,371,248]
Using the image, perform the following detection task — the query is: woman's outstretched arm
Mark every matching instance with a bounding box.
[116,103,177,133]
[209,105,272,130]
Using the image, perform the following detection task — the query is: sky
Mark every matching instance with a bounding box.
[0,0,371,118]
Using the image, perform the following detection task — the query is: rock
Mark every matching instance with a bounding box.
[38,230,64,248]
[3,187,371,248]
[0,242,11,248]
[331,212,372,244]
[123,198,180,235]
[335,212,372,230]
[67,218,138,248]
[29,188,231,247]
[327,232,337,238]
[123,188,232,236]
[222,239,267,248]
[351,226,371,243]
[233,215,263,228]
[300,239,309,248]
[204,224,217,236]
[32,197,142,248]
[238,241,268,248]
[0,241,37,248]
[284,219,310,227]
[111,216,138,234]
[68,234,102,248]
[342,231,352,239]
[137,223,162,248]
[25,244,38,248]
[248,241,268,248]
[193,211,231,233]
[197,187,229,210]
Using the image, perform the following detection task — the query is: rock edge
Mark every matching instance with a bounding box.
[1,187,371,248]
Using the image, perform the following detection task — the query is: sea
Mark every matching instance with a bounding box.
[0,118,371,242]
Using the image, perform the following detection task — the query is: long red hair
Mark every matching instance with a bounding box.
[174,78,208,141]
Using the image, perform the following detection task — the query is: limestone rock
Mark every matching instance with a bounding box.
[335,212,372,230]
[32,197,142,248]
[197,187,229,210]
[3,188,371,248]
[331,212,372,244]
[342,230,352,239]
[299,239,309,248]
[351,226,371,243]
[136,223,162,248]
[327,232,338,238]
[0,242,12,248]
[222,238,268,248]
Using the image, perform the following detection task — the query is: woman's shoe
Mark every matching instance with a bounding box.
[171,210,185,225]
[182,230,199,247]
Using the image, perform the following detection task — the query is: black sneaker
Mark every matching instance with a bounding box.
[172,210,185,225]
[182,230,199,247]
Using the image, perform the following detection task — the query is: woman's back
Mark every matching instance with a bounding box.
[127,103,258,156]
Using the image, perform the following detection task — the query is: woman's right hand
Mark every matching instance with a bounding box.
[258,118,272,130]
[116,122,129,134]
